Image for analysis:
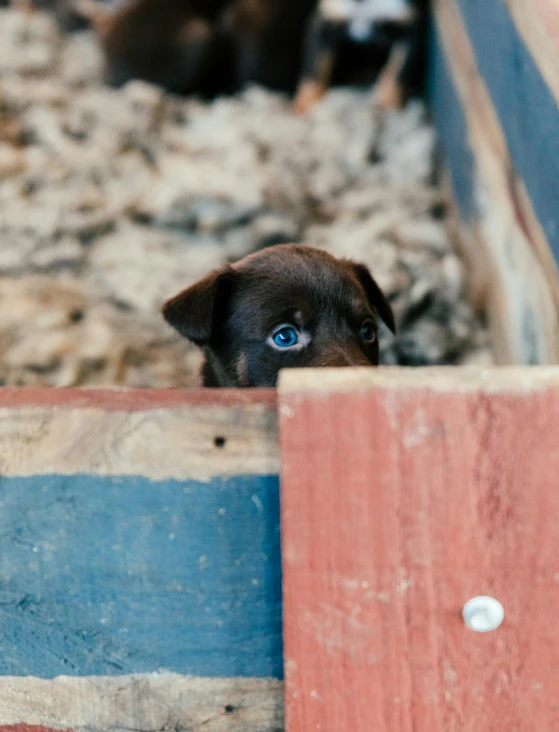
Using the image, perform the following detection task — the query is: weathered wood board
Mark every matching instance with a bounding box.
[0,387,283,731]
[279,367,559,732]
[0,675,284,732]
[429,0,559,364]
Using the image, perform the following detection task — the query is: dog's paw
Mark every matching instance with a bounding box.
[375,78,405,110]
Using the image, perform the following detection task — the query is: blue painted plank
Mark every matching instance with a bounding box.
[428,18,477,223]
[454,0,559,261]
[0,474,282,679]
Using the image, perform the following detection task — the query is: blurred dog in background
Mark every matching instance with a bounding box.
[293,0,427,113]
[4,0,426,106]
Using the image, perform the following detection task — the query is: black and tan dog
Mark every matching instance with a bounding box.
[162,244,395,387]
[293,0,428,113]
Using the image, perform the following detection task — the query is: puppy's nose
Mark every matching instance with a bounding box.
[319,346,371,368]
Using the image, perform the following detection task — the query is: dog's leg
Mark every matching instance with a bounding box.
[292,11,346,114]
[374,39,408,109]
[172,17,227,96]
[217,0,272,93]
[375,6,426,110]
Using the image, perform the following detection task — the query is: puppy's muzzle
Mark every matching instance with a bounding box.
[317,345,373,368]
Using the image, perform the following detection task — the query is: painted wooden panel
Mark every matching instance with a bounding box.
[453,0,559,266]
[504,0,559,108]
[0,473,281,678]
[429,0,559,364]
[279,367,559,732]
[0,388,282,729]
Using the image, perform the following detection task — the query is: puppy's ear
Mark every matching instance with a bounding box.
[162,267,236,345]
[352,263,396,334]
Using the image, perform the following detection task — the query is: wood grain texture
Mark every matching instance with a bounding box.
[279,366,559,731]
[0,726,69,732]
[0,473,282,678]
[0,401,278,481]
[278,365,559,393]
[452,0,559,269]
[505,0,559,108]
[0,387,276,411]
[430,0,559,364]
[0,674,283,731]
[0,392,281,679]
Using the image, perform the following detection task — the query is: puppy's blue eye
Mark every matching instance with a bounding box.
[360,320,376,343]
[272,326,299,348]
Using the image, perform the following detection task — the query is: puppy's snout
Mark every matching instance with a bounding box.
[319,345,372,368]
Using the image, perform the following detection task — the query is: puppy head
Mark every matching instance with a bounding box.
[162,244,395,387]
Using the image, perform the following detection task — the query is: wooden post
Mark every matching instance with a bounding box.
[279,367,559,732]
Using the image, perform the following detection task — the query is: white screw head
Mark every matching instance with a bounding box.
[462,596,504,632]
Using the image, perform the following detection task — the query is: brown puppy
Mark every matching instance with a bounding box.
[79,0,318,96]
[162,244,395,387]
[221,0,318,93]
[76,0,235,95]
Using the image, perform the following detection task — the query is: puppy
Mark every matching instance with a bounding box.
[220,0,318,94]
[292,0,427,113]
[79,0,318,96]
[162,244,395,387]
[75,0,236,95]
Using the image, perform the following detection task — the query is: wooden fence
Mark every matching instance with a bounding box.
[1,367,559,730]
[0,388,282,731]
[430,0,559,364]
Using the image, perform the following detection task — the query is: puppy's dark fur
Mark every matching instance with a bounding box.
[82,0,318,96]
[222,0,319,93]
[90,0,235,95]
[162,244,395,387]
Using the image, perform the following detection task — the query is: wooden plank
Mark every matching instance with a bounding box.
[0,674,283,732]
[504,0,559,109]
[430,0,559,364]
[0,726,67,732]
[452,0,559,267]
[0,473,282,678]
[0,388,281,680]
[0,387,276,411]
[0,396,278,481]
[279,366,559,732]
[432,0,559,301]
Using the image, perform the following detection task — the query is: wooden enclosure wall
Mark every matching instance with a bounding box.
[279,366,559,732]
[0,388,283,732]
[429,0,559,364]
[2,366,559,731]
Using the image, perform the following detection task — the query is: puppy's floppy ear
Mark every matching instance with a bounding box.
[162,267,236,345]
[352,262,396,334]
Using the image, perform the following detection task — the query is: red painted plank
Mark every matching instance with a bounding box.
[0,386,276,411]
[279,370,559,732]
